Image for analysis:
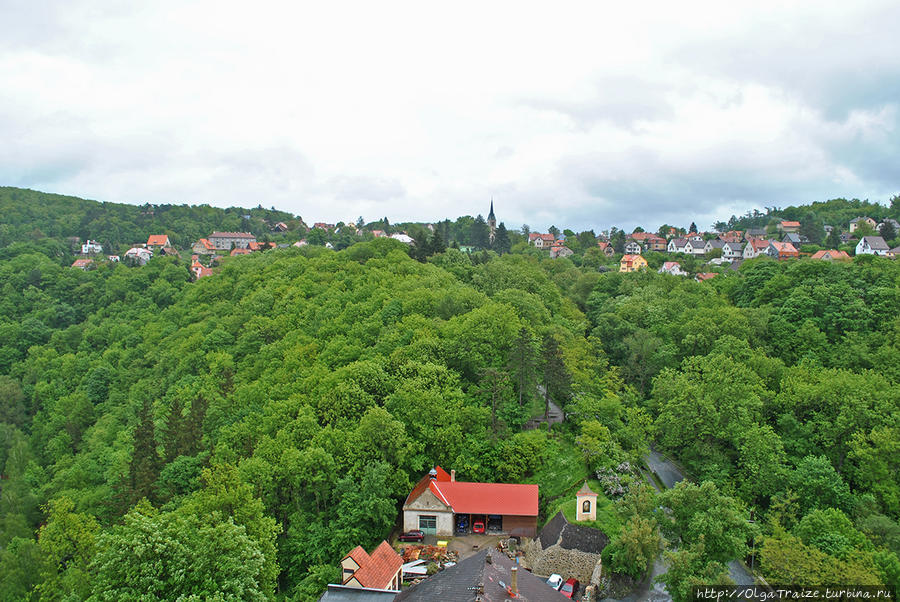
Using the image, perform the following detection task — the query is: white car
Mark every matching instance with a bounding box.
[546,574,563,590]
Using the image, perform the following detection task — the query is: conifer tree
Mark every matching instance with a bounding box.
[541,335,571,421]
[129,399,161,503]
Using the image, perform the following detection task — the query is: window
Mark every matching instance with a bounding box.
[582,500,591,513]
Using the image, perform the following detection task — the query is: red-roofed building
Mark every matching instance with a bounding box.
[766,241,799,260]
[811,249,851,261]
[695,272,718,282]
[778,221,801,233]
[192,238,216,254]
[230,248,252,256]
[596,241,614,256]
[147,235,171,249]
[339,541,402,591]
[402,467,539,537]
[71,258,94,270]
[528,233,556,249]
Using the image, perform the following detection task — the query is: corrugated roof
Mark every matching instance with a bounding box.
[430,481,539,516]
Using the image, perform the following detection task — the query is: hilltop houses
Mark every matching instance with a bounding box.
[849,216,877,233]
[766,241,799,260]
[620,254,648,272]
[81,239,103,254]
[856,236,891,256]
[528,233,556,248]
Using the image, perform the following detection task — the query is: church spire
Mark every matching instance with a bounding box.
[487,197,497,242]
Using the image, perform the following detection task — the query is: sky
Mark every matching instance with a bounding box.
[1,0,899,232]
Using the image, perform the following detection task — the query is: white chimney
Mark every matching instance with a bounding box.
[451,469,456,482]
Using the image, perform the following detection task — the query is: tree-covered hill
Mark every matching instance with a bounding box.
[0,187,302,252]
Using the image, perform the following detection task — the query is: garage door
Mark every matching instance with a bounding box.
[418,515,437,535]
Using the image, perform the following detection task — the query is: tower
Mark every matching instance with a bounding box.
[487,198,497,242]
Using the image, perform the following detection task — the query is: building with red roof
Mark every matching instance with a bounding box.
[402,467,539,537]
[811,249,851,261]
[339,541,402,591]
[778,221,801,233]
[146,234,171,248]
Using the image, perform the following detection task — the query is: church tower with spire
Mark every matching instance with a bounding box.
[487,198,497,242]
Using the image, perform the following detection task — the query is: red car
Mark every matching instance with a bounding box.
[398,530,425,542]
[560,577,579,599]
[472,521,485,533]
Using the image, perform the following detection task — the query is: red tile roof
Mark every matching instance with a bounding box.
[811,249,851,260]
[196,238,215,250]
[71,258,93,268]
[780,221,801,227]
[350,541,402,589]
[404,467,451,506]
[147,235,169,246]
[695,272,717,281]
[230,248,252,256]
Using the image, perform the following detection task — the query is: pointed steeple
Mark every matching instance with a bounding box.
[488,197,495,221]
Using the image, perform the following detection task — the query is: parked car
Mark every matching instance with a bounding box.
[546,574,563,590]
[472,521,485,534]
[398,530,425,542]
[560,578,579,598]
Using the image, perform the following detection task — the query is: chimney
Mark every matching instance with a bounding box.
[511,566,518,596]
[450,469,456,482]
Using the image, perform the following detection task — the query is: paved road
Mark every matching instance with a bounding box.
[600,450,755,600]
[524,386,564,430]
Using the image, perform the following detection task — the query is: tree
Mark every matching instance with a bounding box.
[658,544,732,602]
[880,220,897,244]
[35,497,99,600]
[128,399,161,504]
[606,516,662,579]
[825,227,842,248]
[548,225,560,238]
[470,215,490,249]
[477,368,510,435]
[800,212,825,245]
[492,223,511,255]
[541,334,571,420]
[507,327,538,407]
[689,222,698,233]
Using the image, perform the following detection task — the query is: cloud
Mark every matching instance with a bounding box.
[1,0,898,232]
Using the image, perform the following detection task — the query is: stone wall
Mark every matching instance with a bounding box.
[525,511,607,586]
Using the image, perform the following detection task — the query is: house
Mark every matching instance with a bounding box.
[718,231,744,243]
[742,239,771,259]
[292,239,308,247]
[313,222,335,230]
[208,232,256,250]
[659,261,687,276]
[704,239,725,254]
[528,233,556,248]
[695,272,718,282]
[146,235,171,249]
[878,219,900,234]
[624,240,642,255]
[745,228,767,238]
[190,260,213,279]
[248,241,276,251]
[396,547,568,602]
[550,245,574,259]
[390,233,415,244]
[782,232,808,246]
[81,239,103,254]
[230,248,252,256]
[596,241,614,256]
[667,238,689,253]
[273,221,289,232]
[339,541,402,592]
[767,241,799,260]
[71,258,94,270]
[849,216,877,233]
[371,230,387,238]
[777,221,801,233]
[629,232,667,251]
[619,254,648,273]
[686,233,704,242]
[856,236,890,256]
[811,249,851,261]
[684,239,706,255]
[192,238,216,255]
[124,247,153,265]
[722,242,745,260]
[402,467,538,538]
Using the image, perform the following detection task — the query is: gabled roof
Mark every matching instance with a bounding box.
[71,258,93,268]
[405,467,538,516]
[195,238,215,250]
[780,220,801,227]
[705,240,725,248]
[860,236,890,250]
[662,261,681,269]
[395,548,568,601]
[147,234,169,246]
[576,482,597,497]
[723,242,744,252]
[695,272,717,281]
[597,241,610,248]
[850,216,873,223]
[811,250,851,260]
[769,241,798,254]
[347,541,402,590]
[669,238,689,248]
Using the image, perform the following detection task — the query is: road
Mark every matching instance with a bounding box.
[599,450,755,601]
[524,386,564,430]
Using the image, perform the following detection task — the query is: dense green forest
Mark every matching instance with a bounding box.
[0,191,898,599]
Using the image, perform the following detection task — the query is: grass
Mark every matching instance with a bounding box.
[527,434,624,539]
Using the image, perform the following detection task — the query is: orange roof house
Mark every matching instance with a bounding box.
[619,254,648,273]
[71,258,94,270]
[147,235,171,248]
[811,249,851,261]
[695,272,718,282]
[402,467,539,538]
[767,241,799,260]
[339,541,402,591]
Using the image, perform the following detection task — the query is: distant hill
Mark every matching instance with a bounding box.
[0,187,304,251]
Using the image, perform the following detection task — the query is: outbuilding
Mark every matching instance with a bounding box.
[402,467,538,538]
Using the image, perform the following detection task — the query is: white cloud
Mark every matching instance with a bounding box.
[1,0,898,232]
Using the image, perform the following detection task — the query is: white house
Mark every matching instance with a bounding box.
[856,236,890,256]
[124,247,153,265]
[624,241,642,255]
[667,238,689,253]
[81,239,103,254]
[722,242,744,260]
[704,240,725,254]
[684,240,706,255]
[659,261,687,276]
[390,233,415,244]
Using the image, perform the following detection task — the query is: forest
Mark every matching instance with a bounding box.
[0,190,898,600]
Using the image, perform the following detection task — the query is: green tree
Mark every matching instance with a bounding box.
[507,327,539,408]
[606,515,662,579]
[541,334,571,420]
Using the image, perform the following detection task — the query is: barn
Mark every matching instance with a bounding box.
[402,467,539,538]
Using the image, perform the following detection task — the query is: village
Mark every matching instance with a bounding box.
[66,213,900,284]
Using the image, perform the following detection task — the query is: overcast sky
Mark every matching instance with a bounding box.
[2,0,898,232]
